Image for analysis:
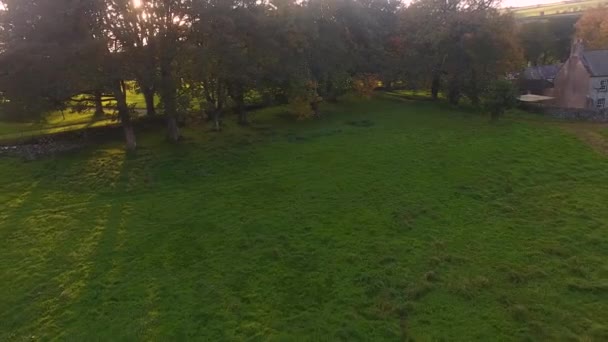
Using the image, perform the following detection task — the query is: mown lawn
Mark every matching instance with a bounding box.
[1,95,607,340]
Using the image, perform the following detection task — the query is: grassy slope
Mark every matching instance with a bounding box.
[511,0,608,17]
[1,95,607,340]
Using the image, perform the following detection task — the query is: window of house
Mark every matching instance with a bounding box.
[601,80,608,92]
[598,98,606,108]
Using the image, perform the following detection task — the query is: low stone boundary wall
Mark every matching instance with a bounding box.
[0,141,84,160]
[540,106,608,122]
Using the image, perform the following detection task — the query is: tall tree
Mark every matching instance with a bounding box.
[186,0,264,128]
[519,21,559,65]
[518,16,577,65]
[401,0,461,101]
[0,0,138,149]
[0,0,92,120]
[400,0,522,104]
[460,11,523,105]
[575,8,608,49]
[103,0,160,117]
[270,0,319,117]
[154,0,190,141]
[104,0,191,141]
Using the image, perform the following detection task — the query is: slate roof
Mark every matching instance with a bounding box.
[582,50,608,77]
[522,64,561,81]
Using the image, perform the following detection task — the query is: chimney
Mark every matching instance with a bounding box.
[571,38,584,58]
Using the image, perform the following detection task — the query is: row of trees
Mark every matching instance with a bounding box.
[518,16,578,66]
[0,0,525,150]
[518,7,608,67]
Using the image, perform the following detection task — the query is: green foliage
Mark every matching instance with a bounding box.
[0,0,100,121]
[0,0,527,148]
[518,17,578,65]
[317,71,351,101]
[399,0,524,105]
[483,79,519,120]
[352,74,381,98]
[286,79,320,120]
[287,96,315,120]
[1,97,608,340]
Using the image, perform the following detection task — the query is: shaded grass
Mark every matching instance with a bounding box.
[1,95,607,340]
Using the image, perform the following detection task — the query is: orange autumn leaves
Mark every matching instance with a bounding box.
[576,8,608,49]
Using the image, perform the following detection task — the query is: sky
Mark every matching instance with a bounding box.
[500,0,564,7]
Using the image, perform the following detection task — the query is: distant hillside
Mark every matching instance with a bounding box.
[508,0,608,19]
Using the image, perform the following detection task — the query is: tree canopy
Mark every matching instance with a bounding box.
[0,0,525,150]
[575,8,608,50]
[518,16,577,66]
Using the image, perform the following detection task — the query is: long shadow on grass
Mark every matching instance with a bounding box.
[0,146,100,245]
[0,194,99,339]
[59,200,135,339]
[60,153,166,340]
[0,180,41,243]
[0,148,137,340]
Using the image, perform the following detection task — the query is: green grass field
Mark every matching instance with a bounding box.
[510,0,608,18]
[0,110,120,141]
[1,95,607,340]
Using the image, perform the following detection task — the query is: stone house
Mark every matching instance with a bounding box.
[553,40,608,109]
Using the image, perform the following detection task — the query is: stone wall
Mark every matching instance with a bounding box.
[0,140,84,160]
[541,106,608,122]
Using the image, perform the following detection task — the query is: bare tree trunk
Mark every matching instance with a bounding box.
[468,69,480,106]
[120,80,128,103]
[214,91,225,131]
[122,123,136,151]
[385,79,394,91]
[237,108,248,125]
[214,84,227,131]
[326,94,339,103]
[448,77,461,105]
[234,86,248,125]
[160,58,180,141]
[166,115,180,140]
[94,90,104,118]
[142,86,156,117]
[310,100,321,117]
[490,110,501,122]
[325,78,339,103]
[431,73,440,101]
[213,110,221,131]
[112,82,136,151]
[237,105,248,125]
[448,88,460,105]
[432,55,447,101]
